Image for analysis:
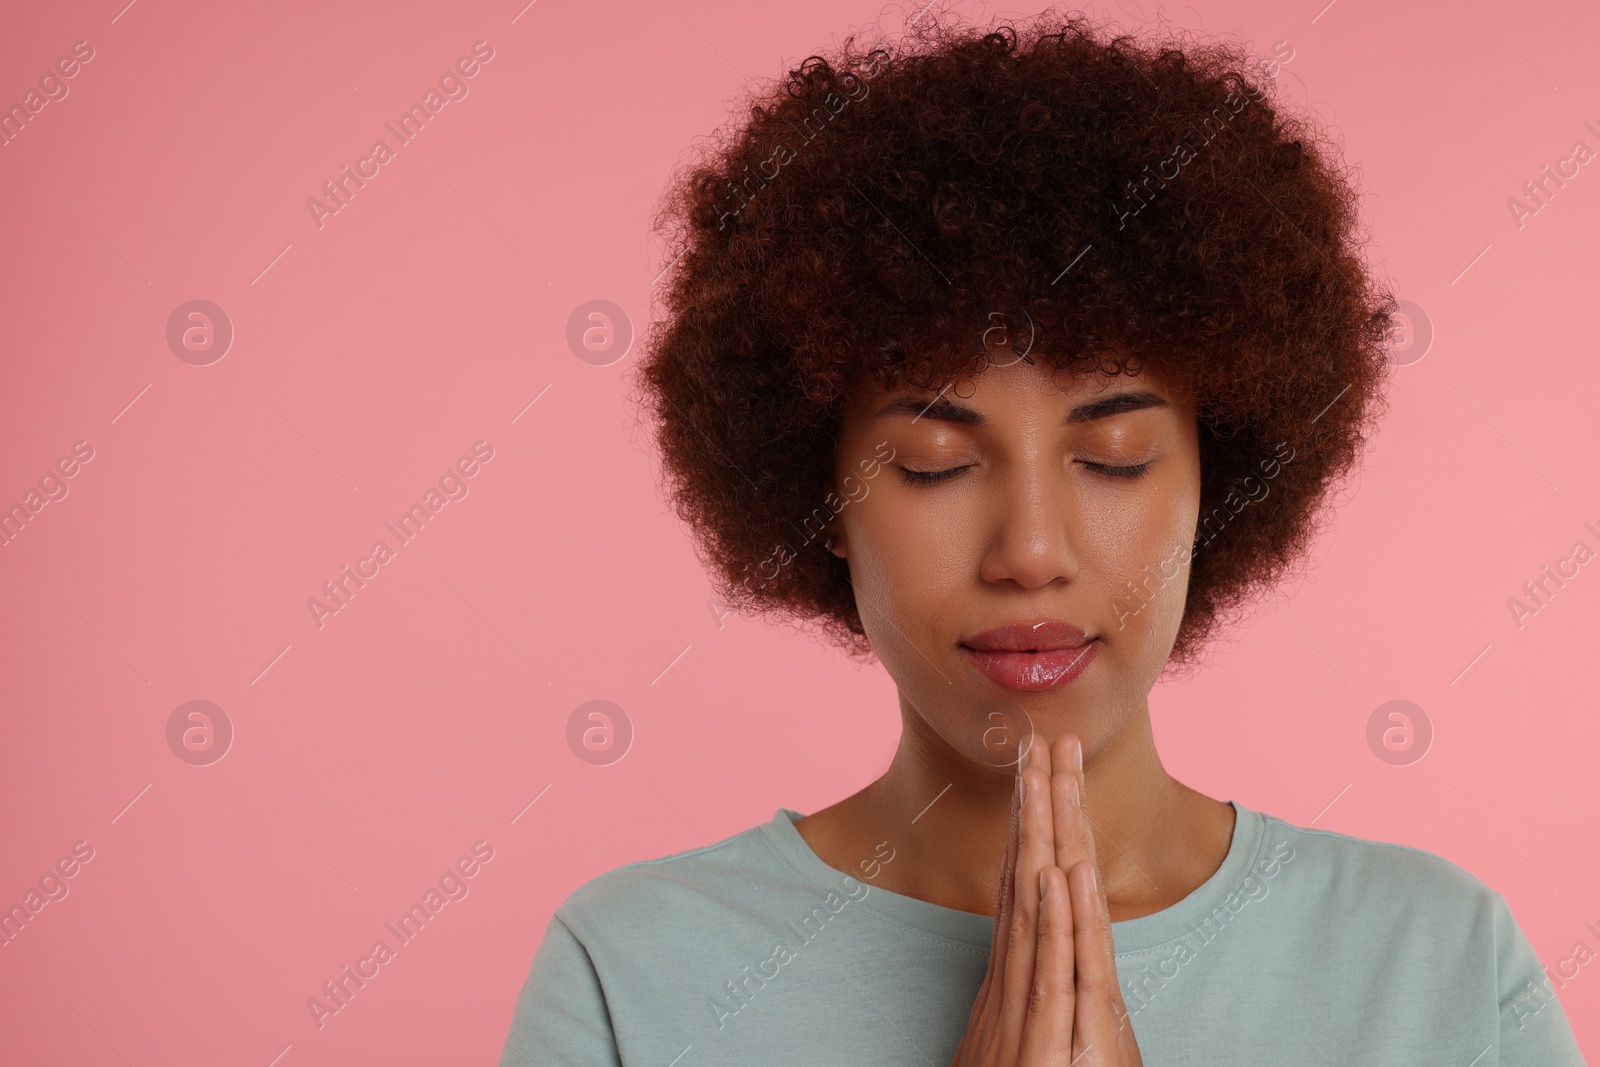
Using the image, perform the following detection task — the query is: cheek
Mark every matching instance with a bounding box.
[1086,492,1198,639]
[840,493,968,641]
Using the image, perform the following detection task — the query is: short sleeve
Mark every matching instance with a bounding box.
[1494,892,1587,1065]
[499,911,624,1067]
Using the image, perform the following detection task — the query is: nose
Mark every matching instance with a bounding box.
[977,457,1081,590]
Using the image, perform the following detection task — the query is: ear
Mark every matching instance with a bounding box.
[820,474,847,558]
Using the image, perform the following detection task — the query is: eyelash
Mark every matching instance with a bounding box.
[899,461,1151,486]
[900,466,969,486]
[1088,461,1152,480]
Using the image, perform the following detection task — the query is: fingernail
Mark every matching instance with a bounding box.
[1039,869,1049,899]
[1069,778,1079,805]
[1020,772,1028,804]
[1073,737,1083,771]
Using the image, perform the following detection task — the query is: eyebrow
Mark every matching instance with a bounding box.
[873,389,1169,426]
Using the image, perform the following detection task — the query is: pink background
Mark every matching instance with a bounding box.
[2,0,1597,1062]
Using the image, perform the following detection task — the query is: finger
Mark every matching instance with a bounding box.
[1049,732,1090,878]
[1050,729,1082,780]
[1068,859,1131,1064]
[1072,770,1104,916]
[1017,864,1075,1062]
[970,770,1023,1032]
[998,742,1056,1057]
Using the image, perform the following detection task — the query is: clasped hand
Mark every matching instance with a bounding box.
[949,732,1144,1066]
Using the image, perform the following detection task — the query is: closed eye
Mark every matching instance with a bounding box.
[1082,461,1151,479]
[900,461,1151,486]
[900,465,972,487]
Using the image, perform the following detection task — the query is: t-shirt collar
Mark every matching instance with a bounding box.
[759,799,1265,955]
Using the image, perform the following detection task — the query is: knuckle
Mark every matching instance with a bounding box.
[1028,975,1052,1014]
[1007,909,1031,951]
[1077,971,1115,1001]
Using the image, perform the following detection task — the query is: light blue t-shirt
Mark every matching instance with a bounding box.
[500,801,1587,1065]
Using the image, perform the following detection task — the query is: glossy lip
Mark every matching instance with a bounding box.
[959,619,1099,691]
[961,641,1099,690]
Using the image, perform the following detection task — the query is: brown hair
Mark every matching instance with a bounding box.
[629,5,1397,674]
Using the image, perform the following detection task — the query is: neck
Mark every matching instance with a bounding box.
[862,700,1184,917]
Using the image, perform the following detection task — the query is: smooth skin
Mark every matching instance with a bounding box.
[794,353,1236,1061]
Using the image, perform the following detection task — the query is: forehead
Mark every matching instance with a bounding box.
[843,357,1190,424]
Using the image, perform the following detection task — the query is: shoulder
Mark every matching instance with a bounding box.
[504,822,792,1064]
[1251,807,1504,930]
[1262,809,1491,887]
[551,813,792,944]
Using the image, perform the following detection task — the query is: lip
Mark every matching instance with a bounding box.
[961,642,1099,690]
[963,619,1092,653]
[959,619,1099,691]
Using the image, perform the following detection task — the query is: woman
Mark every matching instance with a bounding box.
[500,8,1587,1065]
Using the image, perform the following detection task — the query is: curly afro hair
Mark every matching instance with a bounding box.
[629,4,1398,674]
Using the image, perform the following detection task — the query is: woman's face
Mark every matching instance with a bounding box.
[825,355,1202,770]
